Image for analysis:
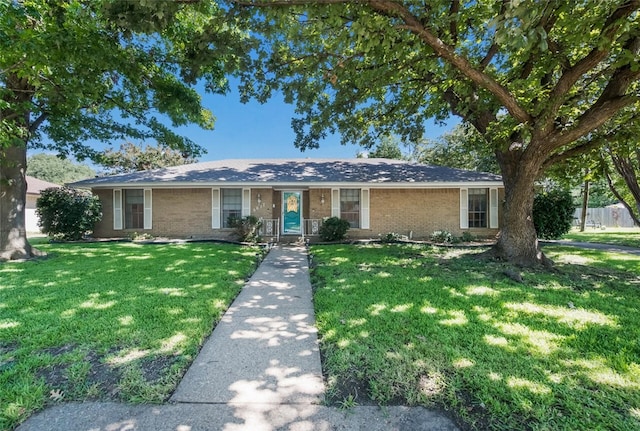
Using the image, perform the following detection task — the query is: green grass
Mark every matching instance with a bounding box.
[0,239,260,430]
[310,244,640,430]
[563,227,640,248]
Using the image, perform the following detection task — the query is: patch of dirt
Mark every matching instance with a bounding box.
[35,346,180,401]
[318,347,493,431]
[139,354,182,382]
[328,374,378,407]
[0,342,19,372]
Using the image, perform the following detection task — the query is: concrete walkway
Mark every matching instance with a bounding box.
[17,245,458,431]
[541,240,640,256]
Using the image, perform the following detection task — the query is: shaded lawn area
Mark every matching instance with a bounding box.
[310,244,640,430]
[0,240,260,430]
[563,227,640,248]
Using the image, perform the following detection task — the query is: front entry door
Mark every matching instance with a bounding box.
[282,191,302,235]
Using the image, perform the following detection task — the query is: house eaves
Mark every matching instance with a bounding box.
[71,158,503,189]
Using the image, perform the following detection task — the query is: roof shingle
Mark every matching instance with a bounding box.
[71,158,502,188]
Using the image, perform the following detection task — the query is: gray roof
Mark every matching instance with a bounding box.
[26,176,60,194]
[72,158,503,188]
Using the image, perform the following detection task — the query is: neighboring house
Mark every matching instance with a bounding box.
[71,158,504,241]
[26,176,60,232]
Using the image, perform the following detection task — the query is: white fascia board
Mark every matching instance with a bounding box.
[87,181,504,190]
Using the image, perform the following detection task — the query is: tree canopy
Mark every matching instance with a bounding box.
[98,142,197,174]
[0,0,251,259]
[229,0,640,266]
[27,153,95,184]
[413,124,499,174]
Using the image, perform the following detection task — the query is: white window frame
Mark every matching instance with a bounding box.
[113,188,152,230]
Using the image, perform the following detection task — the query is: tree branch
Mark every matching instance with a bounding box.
[544,0,640,130]
[28,112,48,135]
[368,0,531,124]
[232,0,532,125]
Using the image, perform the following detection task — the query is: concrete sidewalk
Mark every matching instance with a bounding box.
[17,245,458,431]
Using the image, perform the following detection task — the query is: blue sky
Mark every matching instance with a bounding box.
[33,81,457,164]
[172,84,457,162]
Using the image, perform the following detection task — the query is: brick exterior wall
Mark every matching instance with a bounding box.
[91,186,501,240]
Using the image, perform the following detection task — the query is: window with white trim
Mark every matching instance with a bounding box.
[340,189,360,228]
[124,189,144,229]
[468,188,488,228]
[221,188,242,228]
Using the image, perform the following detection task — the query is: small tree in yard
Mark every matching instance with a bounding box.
[36,188,102,241]
[533,189,576,240]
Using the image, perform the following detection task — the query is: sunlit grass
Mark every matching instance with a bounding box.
[311,244,640,430]
[563,227,640,248]
[0,240,259,430]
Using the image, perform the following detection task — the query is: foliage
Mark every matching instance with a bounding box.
[533,189,576,240]
[129,232,154,241]
[591,107,640,226]
[311,244,640,430]
[460,231,475,243]
[36,187,102,240]
[430,230,453,244]
[0,0,252,258]
[98,142,198,174]
[318,217,350,242]
[362,135,406,160]
[27,154,95,184]
[379,232,402,243]
[230,0,640,266]
[0,241,258,429]
[228,215,263,243]
[413,124,499,173]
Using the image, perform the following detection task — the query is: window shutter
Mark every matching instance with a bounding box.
[489,188,499,228]
[460,188,469,229]
[242,188,251,217]
[361,188,370,229]
[331,188,340,218]
[113,189,123,230]
[143,189,152,230]
[212,188,220,229]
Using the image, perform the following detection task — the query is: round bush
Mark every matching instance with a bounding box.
[36,187,102,240]
[533,189,576,240]
[319,217,350,241]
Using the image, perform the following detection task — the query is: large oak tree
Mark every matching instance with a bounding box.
[0,0,250,260]
[230,0,640,266]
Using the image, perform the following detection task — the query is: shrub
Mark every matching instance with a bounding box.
[319,217,350,241]
[228,215,263,243]
[430,230,453,244]
[533,189,576,240]
[36,187,102,240]
[379,232,402,243]
[460,231,475,242]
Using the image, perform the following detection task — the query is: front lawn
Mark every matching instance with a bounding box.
[563,227,640,248]
[311,244,640,430]
[0,240,260,430]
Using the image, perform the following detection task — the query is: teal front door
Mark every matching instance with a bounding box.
[282,191,302,235]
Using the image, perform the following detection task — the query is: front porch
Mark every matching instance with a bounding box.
[258,218,324,242]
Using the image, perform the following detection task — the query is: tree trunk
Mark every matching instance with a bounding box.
[489,148,551,267]
[0,143,38,261]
